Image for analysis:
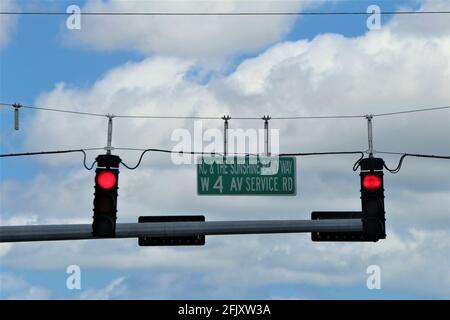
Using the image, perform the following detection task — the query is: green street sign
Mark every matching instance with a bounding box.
[197,156,297,195]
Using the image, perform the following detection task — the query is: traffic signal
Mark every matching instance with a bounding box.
[92,154,121,238]
[359,157,386,241]
[311,157,386,242]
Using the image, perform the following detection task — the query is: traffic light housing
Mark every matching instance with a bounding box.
[311,157,386,242]
[92,154,121,238]
[360,157,386,241]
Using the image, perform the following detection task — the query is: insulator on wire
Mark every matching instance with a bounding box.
[222,115,231,156]
[12,103,21,131]
[262,115,271,156]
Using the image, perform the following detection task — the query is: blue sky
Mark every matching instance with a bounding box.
[1,0,449,300]
[1,0,419,106]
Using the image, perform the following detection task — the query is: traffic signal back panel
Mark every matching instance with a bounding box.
[311,212,368,242]
[138,215,206,246]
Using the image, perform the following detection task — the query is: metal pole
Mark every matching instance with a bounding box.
[366,114,374,158]
[0,219,363,243]
[106,114,114,155]
[222,115,230,156]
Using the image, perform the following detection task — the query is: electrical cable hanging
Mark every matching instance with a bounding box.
[118,148,227,170]
[0,148,102,170]
[1,148,448,173]
[376,152,450,174]
[115,148,366,171]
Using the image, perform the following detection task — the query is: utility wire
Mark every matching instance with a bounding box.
[114,115,219,120]
[0,148,102,170]
[1,102,448,121]
[376,151,450,159]
[118,149,212,170]
[118,149,450,174]
[1,148,448,173]
[271,115,365,120]
[0,103,106,118]
[352,151,450,173]
[2,102,449,173]
[115,148,365,170]
[0,11,448,16]
[375,151,450,174]
[1,147,363,171]
[373,106,450,117]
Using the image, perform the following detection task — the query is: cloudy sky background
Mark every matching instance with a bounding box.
[0,0,449,299]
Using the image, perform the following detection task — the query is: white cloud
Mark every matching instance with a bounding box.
[7,285,51,300]
[3,228,447,298]
[0,0,19,47]
[0,273,52,299]
[1,1,449,299]
[80,277,128,300]
[64,0,318,57]
[0,273,27,291]
[0,243,13,258]
[391,0,450,37]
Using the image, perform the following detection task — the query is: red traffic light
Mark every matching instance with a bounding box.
[362,174,382,191]
[97,171,117,189]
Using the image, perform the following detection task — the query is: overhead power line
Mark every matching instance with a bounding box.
[115,149,450,173]
[114,114,219,120]
[0,148,102,170]
[271,115,364,120]
[375,151,450,173]
[114,148,366,170]
[0,147,366,170]
[0,10,448,16]
[1,103,449,174]
[3,148,449,174]
[373,106,450,117]
[1,102,448,121]
[0,102,106,118]
[376,151,450,159]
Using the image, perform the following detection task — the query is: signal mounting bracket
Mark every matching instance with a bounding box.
[105,114,115,155]
[359,157,384,171]
[96,154,121,169]
[365,114,374,158]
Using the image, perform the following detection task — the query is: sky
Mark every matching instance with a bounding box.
[0,0,449,300]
